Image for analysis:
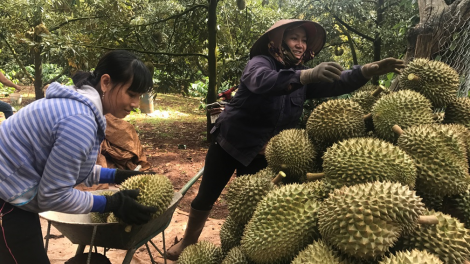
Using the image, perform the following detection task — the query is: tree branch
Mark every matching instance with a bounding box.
[79,44,208,59]
[326,7,375,42]
[133,5,208,27]
[0,34,34,83]
[49,16,103,32]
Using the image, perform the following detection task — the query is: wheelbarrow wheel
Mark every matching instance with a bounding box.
[65,252,112,264]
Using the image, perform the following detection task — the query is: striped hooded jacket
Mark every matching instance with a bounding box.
[0,82,106,213]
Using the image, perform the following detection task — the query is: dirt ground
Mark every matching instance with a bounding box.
[1,87,232,263]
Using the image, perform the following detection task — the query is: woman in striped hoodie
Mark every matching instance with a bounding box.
[0,50,158,264]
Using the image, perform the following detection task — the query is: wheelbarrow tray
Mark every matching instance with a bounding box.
[40,191,182,250]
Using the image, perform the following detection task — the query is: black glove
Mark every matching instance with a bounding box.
[114,169,154,184]
[104,190,158,225]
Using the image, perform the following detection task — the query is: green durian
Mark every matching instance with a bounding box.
[306,99,366,152]
[350,86,386,114]
[399,58,460,108]
[220,215,246,254]
[221,246,252,264]
[89,191,116,223]
[397,124,470,197]
[119,174,174,218]
[442,186,470,229]
[318,181,425,259]
[444,97,470,128]
[291,240,349,264]
[226,171,276,225]
[399,210,470,264]
[265,129,316,182]
[322,137,417,193]
[178,240,224,264]
[372,90,434,143]
[378,249,443,264]
[241,183,321,264]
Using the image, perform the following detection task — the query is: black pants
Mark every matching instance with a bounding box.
[0,200,50,264]
[0,101,13,119]
[191,141,268,211]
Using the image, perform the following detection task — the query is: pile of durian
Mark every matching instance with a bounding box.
[178,58,470,264]
[90,174,174,224]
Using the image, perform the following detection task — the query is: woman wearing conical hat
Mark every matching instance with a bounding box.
[165,19,405,260]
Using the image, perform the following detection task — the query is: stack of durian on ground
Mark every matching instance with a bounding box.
[177,58,470,264]
[89,174,175,224]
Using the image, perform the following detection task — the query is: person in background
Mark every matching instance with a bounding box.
[0,70,22,119]
[0,50,157,264]
[165,19,405,260]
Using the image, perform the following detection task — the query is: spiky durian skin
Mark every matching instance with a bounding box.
[119,174,174,218]
[444,97,470,128]
[378,249,443,264]
[306,99,366,151]
[220,216,246,254]
[398,58,460,108]
[221,246,252,264]
[397,124,470,197]
[106,212,118,223]
[178,241,224,264]
[350,88,386,114]
[241,184,320,264]
[89,191,115,223]
[265,129,316,182]
[372,90,434,143]
[226,172,276,225]
[322,137,417,193]
[318,182,425,259]
[291,240,349,264]
[442,186,470,228]
[353,83,382,94]
[400,210,470,264]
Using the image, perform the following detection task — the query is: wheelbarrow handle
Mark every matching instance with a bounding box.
[179,168,204,196]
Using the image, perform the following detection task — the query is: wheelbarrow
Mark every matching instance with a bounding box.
[39,168,204,264]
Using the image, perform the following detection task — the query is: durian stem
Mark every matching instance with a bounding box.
[371,85,385,97]
[364,113,372,121]
[464,260,470,264]
[392,125,403,136]
[418,215,439,225]
[408,73,419,81]
[272,171,286,185]
[125,225,132,232]
[306,172,324,181]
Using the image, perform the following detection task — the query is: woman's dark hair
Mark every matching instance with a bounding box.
[72,50,153,95]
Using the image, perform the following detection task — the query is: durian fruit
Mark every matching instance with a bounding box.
[305,179,328,201]
[318,182,426,259]
[396,124,470,197]
[106,212,118,223]
[352,83,382,94]
[89,191,116,223]
[399,210,470,264]
[350,85,386,114]
[241,183,321,264]
[265,129,316,183]
[226,170,276,225]
[398,58,460,108]
[291,239,349,264]
[322,137,417,193]
[378,249,443,264]
[443,97,470,128]
[372,90,434,143]
[178,240,224,264]
[442,186,470,228]
[220,215,246,254]
[221,246,252,264]
[119,174,174,218]
[306,99,366,153]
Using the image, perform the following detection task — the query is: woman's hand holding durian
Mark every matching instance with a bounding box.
[104,189,158,225]
[361,58,406,79]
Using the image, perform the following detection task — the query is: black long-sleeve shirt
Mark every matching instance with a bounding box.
[211,55,369,166]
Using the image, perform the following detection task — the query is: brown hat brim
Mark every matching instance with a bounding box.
[250,19,326,63]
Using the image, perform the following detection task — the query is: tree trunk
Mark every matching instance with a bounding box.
[33,46,43,99]
[390,0,470,91]
[206,0,218,142]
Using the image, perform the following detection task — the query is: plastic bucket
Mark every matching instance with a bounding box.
[9,93,22,105]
